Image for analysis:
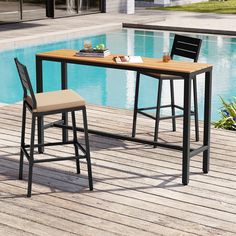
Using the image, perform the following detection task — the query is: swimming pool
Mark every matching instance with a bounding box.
[0,29,235,121]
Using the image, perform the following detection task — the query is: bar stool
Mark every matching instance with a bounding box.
[132,34,202,143]
[15,58,93,197]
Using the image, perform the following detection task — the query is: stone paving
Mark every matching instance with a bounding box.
[1,8,236,51]
[0,11,164,51]
[133,9,236,36]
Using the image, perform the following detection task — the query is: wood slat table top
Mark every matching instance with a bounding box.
[36,49,212,75]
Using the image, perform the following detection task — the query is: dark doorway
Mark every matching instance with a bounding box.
[0,0,21,23]
[54,0,101,17]
[0,0,101,24]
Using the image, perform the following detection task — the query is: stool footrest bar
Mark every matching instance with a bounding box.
[43,120,64,130]
[190,145,208,158]
[24,141,75,148]
[21,147,30,161]
[137,111,195,121]
[75,142,86,154]
[33,156,77,163]
[137,110,156,119]
[138,106,158,111]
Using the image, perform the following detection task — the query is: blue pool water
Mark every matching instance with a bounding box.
[0,29,236,121]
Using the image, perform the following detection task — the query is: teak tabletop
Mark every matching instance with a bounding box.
[36,49,212,76]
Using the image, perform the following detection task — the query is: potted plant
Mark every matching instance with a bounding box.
[214,97,236,131]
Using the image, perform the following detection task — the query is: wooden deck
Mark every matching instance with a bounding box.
[0,103,235,236]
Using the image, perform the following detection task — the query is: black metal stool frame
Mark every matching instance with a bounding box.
[15,58,93,197]
[132,34,202,144]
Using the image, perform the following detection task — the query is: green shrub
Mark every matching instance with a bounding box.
[214,97,236,131]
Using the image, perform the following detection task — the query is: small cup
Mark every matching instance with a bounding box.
[163,52,170,62]
[84,40,92,50]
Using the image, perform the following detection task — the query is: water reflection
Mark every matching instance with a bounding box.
[103,30,236,121]
[0,30,235,121]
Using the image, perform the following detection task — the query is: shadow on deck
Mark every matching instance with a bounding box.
[0,103,235,236]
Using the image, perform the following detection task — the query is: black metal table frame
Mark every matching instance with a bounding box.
[36,55,212,185]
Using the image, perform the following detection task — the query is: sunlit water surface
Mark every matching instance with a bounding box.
[0,29,235,121]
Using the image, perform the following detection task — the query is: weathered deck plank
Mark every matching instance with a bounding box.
[0,103,235,236]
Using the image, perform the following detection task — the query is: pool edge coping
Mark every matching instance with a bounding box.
[122,23,236,37]
[0,23,122,52]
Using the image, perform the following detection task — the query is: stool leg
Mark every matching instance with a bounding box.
[71,111,80,174]
[132,72,140,138]
[193,78,200,141]
[154,79,163,146]
[19,102,27,180]
[37,117,44,154]
[170,80,176,132]
[27,114,36,198]
[82,107,93,191]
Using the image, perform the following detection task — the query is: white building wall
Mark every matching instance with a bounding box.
[106,0,135,14]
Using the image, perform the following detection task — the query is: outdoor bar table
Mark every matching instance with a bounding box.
[36,49,213,185]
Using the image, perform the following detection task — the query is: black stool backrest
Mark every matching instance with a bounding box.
[170,34,202,62]
[14,58,37,109]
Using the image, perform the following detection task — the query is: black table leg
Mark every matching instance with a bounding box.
[203,70,212,173]
[132,72,140,138]
[36,56,44,153]
[182,76,192,185]
[61,62,68,143]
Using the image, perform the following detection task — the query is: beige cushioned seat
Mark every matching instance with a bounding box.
[26,89,85,113]
[143,72,183,80]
